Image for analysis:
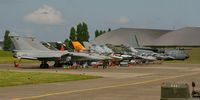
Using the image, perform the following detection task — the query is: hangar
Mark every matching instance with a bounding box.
[146,27,200,47]
[92,27,200,47]
[92,28,171,47]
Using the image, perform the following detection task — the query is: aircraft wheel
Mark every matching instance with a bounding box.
[40,61,49,68]
[44,63,49,68]
[40,64,44,68]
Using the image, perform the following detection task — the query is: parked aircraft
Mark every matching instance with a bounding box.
[106,44,158,62]
[164,49,189,60]
[9,33,105,68]
[83,42,127,60]
[71,41,112,60]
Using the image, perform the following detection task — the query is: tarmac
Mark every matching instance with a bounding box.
[0,63,200,100]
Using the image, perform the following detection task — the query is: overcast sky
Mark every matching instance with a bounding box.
[1,0,200,41]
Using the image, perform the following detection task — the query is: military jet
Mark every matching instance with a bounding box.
[110,45,158,62]
[164,49,189,60]
[9,33,105,68]
[83,42,129,60]
[71,41,111,60]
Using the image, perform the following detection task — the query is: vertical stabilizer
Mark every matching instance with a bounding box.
[9,33,49,51]
[72,41,86,51]
[10,35,37,50]
[128,34,140,47]
[23,36,50,51]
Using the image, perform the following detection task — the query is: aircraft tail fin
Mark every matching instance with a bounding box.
[9,33,37,50]
[134,35,140,47]
[72,41,86,52]
[9,33,50,51]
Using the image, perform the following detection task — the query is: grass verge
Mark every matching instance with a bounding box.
[0,57,39,64]
[0,71,101,87]
[165,48,200,64]
[0,50,39,64]
[0,50,12,57]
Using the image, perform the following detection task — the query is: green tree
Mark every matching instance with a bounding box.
[82,22,89,41]
[76,23,83,42]
[95,30,99,38]
[64,38,69,43]
[99,30,103,36]
[76,22,90,42]
[3,30,11,51]
[64,38,73,50]
[69,27,76,41]
[66,22,90,44]
[94,28,111,38]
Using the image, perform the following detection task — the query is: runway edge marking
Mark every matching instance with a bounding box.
[13,72,200,100]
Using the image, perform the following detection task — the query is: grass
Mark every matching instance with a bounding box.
[0,71,101,87]
[0,50,12,57]
[0,50,38,64]
[0,57,38,64]
[0,51,101,87]
[165,48,200,64]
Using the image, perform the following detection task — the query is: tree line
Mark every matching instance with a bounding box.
[68,22,90,42]
[95,28,111,38]
[2,22,111,50]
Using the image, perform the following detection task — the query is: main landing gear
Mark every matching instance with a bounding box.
[54,61,62,67]
[40,61,49,68]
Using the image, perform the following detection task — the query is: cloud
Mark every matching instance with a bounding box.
[24,5,63,25]
[113,16,130,24]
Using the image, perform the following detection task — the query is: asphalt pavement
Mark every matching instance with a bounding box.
[0,63,200,100]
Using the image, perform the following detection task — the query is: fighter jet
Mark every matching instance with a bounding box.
[9,33,105,68]
[164,49,189,60]
[71,41,112,60]
[83,42,126,60]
